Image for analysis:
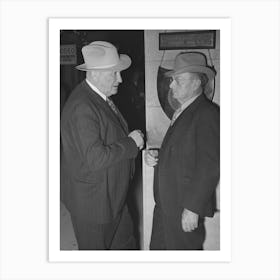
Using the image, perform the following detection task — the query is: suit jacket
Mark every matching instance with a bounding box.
[60,80,138,223]
[154,94,220,218]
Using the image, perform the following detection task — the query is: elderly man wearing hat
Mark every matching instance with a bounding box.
[145,52,220,250]
[61,41,144,250]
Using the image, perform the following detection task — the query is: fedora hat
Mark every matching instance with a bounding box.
[165,52,215,80]
[76,41,131,71]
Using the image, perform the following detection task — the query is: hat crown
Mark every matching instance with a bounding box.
[81,41,120,69]
[174,52,207,72]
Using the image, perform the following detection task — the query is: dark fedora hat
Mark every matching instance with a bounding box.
[165,52,216,80]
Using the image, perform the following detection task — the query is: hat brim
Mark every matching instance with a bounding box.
[165,65,215,80]
[76,54,131,72]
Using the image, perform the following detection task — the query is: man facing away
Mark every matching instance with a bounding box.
[145,52,220,250]
[61,41,144,250]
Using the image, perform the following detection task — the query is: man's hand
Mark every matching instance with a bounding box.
[144,149,158,167]
[129,130,144,150]
[181,208,199,232]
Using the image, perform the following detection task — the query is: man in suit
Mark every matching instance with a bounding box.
[61,41,144,250]
[145,52,220,250]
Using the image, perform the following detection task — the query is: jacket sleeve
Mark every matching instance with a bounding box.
[71,103,138,171]
[182,107,220,216]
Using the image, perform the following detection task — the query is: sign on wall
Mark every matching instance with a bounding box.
[159,30,216,50]
[60,44,77,65]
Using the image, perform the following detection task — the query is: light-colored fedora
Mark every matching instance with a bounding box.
[76,41,131,71]
[165,52,216,80]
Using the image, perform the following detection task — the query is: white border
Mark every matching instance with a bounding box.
[49,18,231,262]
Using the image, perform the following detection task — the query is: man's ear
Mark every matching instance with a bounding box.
[193,77,201,90]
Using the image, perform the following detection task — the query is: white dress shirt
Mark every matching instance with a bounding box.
[86,79,107,101]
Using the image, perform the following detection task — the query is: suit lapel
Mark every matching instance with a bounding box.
[82,81,128,134]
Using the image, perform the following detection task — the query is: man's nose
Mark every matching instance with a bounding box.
[116,72,122,83]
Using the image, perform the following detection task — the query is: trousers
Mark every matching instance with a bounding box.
[71,205,136,250]
[150,204,206,250]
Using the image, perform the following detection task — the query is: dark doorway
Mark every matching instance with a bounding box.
[60,30,145,249]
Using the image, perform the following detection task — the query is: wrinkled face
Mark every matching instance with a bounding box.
[91,70,122,97]
[169,72,199,104]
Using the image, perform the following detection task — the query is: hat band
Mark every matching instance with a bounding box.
[86,63,118,69]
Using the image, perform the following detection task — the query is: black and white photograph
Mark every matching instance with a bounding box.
[59,29,220,251]
[1,1,280,279]
[49,18,231,261]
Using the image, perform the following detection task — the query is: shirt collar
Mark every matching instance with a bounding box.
[86,79,107,101]
[179,93,201,113]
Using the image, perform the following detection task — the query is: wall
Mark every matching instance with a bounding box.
[143,30,220,250]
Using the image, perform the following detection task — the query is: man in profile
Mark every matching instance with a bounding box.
[145,52,220,250]
[61,41,144,250]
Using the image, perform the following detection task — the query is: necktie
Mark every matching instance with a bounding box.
[106,97,119,116]
[170,107,182,126]
[106,97,126,130]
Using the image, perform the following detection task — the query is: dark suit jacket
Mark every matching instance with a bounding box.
[154,94,220,218]
[60,80,138,224]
